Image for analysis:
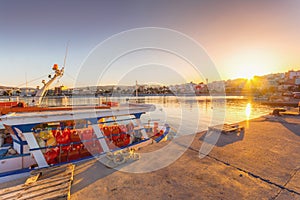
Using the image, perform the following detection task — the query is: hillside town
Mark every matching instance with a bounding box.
[0,69,300,98]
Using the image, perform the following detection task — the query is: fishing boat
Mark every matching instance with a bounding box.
[0,64,115,156]
[0,103,173,179]
[0,64,112,115]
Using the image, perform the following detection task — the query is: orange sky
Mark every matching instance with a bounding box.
[1,0,300,87]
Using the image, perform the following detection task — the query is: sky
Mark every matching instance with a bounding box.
[1,0,300,88]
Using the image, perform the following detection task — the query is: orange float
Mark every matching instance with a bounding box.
[55,128,71,151]
[70,130,82,149]
[111,126,120,142]
[44,147,59,164]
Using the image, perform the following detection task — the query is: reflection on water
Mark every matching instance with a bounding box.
[5,96,272,134]
[245,102,251,119]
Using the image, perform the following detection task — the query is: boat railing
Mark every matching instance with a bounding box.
[30,121,154,165]
[0,153,31,160]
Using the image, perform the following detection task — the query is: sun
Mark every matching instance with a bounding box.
[224,48,277,80]
[235,64,270,80]
[236,67,256,80]
[244,73,254,81]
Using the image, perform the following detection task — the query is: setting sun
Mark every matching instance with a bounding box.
[244,73,254,81]
[222,48,279,80]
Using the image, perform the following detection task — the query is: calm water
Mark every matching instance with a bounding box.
[7,95,271,135]
[0,96,272,134]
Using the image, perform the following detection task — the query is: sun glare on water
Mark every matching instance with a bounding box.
[245,103,251,119]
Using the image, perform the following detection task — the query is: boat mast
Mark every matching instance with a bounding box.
[32,65,64,106]
[25,72,27,97]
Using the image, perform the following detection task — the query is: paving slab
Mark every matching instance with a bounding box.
[71,148,280,200]
[285,168,300,194]
[275,190,300,200]
[195,115,300,188]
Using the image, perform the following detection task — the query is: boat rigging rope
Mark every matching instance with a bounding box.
[16,73,50,88]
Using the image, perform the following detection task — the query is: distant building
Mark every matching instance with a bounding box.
[207,81,225,93]
[54,86,63,96]
[53,86,68,96]
[286,70,300,80]
[284,70,300,85]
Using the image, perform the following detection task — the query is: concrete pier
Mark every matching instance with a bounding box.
[71,114,300,199]
[1,114,299,199]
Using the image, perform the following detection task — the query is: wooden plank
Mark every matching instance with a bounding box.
[30,164,74,180]
[28,164,73,200]
[30,188,70,200]
[0,178,70,199]
[67,164,75,183]
[31,164,72,175]
[66,175,73,200]
[37,167,73,180]
[0,175,71,196]
[17,182,69,200]
[0,164,75,200]
[0,174,71,196]
[0,179,70,200]
[25,173,41,185]
[23,177,70,193]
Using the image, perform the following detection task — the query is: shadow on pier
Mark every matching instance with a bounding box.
[199,129,245,147]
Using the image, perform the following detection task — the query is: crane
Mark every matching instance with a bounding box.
[32,64,64,106]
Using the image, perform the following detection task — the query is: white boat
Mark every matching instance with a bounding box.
[0,103,173,178]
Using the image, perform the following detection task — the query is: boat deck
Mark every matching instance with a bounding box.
[0,103,155,126]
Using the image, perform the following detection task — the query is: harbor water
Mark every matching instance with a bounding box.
[0,96,272,134]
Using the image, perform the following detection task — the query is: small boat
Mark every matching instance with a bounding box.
[0,103,174,179]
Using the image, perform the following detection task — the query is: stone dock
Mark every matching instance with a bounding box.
[70,114,300,200]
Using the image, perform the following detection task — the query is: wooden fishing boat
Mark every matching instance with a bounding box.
[0,103,173,179]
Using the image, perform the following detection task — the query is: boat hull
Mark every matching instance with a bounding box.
[0,105,110,115]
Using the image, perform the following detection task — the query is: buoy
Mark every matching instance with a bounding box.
[39,130,52,140]
[102,127,112,139]
[46,136,57,146]
[119,125,127,133]
[52,64,58,70]
[55,128,71,151]
[44,147,59,164]
[123,134,131,146]
[111,126,120,142]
